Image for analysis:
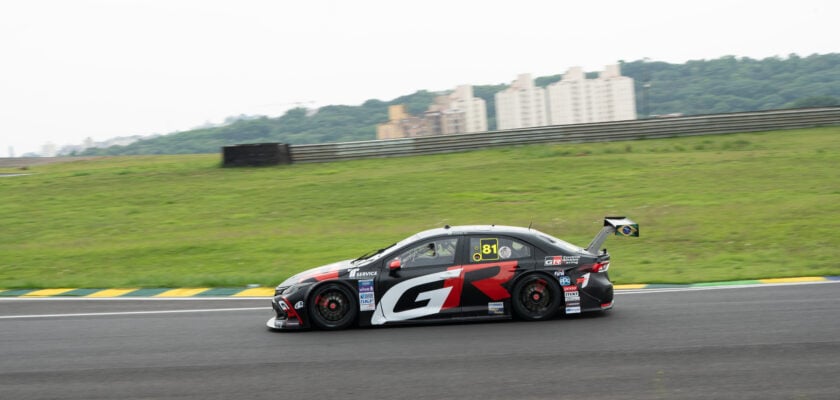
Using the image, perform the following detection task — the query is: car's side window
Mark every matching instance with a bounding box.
[397,238,458,268]
[469,236,532,263]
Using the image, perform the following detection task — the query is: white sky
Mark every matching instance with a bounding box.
[1,0,838,156]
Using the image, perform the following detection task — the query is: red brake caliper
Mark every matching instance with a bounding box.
[532,279,546,302]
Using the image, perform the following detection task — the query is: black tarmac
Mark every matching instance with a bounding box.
[1,283,838,399]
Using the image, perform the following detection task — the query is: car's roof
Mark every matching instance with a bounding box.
[406,225,584,254]
[414,225,541,239]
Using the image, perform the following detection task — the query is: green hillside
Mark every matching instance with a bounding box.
[78,54,840,156]
[3,127,839,289]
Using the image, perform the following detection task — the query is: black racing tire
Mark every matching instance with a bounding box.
[307,283,358,330]
[511,274,562,321]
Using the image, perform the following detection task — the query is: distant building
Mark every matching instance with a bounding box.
[446,85,488,133]
[424,85,488,135]
[376,85,488,140]
[494,73,548,130]
[547,65,636,125]
[376,105,409,139]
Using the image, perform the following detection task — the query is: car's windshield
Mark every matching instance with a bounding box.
[352,244,394,263]
[353,233,424,264]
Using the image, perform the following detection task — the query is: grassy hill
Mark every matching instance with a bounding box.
[2,127,839,289]
[77,54,840,157]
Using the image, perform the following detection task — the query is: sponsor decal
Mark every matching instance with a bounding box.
[498,246,512,259]
[358,279,376,312]
[294,301,304,310]
[544,256,581,266]
[371,261,519,325]
[580,272,591,289]
[348,268,378,279]
[371,269,461,325]
[563,285,581,313]
[558,275,572,286]
[442,261,518,309]
[359,293,375,311]
[488,302,505,315]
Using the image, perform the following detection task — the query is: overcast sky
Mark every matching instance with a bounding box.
[1,0,838,156]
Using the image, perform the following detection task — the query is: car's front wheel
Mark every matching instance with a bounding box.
[308,283,358,330]
[511,274,561,321]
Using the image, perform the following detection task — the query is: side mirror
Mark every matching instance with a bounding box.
[389,258,401,271]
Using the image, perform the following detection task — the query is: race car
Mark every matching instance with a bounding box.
[267,216,638,330]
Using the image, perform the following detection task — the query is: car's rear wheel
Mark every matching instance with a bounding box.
[511,274,561,321]
[308,283,357,330]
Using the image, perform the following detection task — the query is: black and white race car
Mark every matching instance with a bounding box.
[267,217,638,330]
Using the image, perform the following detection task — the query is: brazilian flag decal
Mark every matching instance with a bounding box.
[616,224,639,237]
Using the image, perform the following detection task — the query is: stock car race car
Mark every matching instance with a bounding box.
[267,217,638,330]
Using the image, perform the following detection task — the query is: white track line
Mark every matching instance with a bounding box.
[2,281,837,320]
[616,279,839,295]
[0,296,269,302]
[0,307,269,320]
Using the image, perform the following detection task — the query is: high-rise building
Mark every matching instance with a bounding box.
[494,74,548,130]
[447,85,488,133]
[547,65,636,125]
[376,85,488,140]
[426,85,488,135]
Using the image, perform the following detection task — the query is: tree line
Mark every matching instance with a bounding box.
[79,53,840,156]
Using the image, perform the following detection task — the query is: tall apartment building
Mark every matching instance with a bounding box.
[494,73,548,130]
[547,65,636,125]
[448,85,488,133]
[426,85,488,135]
[376,85,488,140]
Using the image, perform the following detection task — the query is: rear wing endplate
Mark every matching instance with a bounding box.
[585,216,639,254]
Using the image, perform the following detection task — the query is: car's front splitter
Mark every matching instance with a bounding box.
[266,316,304,330]
[267,295,307,330]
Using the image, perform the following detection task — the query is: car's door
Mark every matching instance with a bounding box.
[456,235,535,317]
[370,236,462,325]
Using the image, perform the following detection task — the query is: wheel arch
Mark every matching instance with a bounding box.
[510,270,565,320]
[305,279,359,306]
[511,270,560,292]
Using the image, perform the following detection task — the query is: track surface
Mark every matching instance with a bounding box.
[1,284,838,399]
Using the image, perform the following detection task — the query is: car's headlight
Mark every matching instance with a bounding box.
[275,285,302,296]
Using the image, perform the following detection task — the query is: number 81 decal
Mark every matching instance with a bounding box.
[473,238,499,262]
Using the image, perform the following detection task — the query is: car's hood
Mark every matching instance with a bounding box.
[278,259,354,287]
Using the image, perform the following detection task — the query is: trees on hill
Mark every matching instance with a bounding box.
[619,53,840,116]
[80,53,840,156]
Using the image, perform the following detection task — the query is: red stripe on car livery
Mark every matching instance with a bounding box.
[442,261,518,309]
[373,262,518,324]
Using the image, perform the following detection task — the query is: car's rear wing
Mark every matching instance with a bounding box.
[585,216,639,254]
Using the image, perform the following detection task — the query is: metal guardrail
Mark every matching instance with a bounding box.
[288,107,840,163]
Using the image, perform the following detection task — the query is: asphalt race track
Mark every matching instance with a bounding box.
[1,283,838,400]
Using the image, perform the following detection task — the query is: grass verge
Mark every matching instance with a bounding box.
[1,127,838,288]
